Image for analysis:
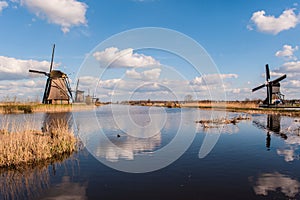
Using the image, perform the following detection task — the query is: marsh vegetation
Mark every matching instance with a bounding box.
[0,118,79,169]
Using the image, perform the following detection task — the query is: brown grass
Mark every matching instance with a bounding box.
[0,103,97,114]
[0,118,78,168]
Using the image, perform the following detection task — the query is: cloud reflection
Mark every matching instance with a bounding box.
[253,172,300,198]
[40,176,87,200]
[277,148,295,162]
[95,134,161,162]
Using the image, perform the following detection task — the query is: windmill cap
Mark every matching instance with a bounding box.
[50,70,67,78]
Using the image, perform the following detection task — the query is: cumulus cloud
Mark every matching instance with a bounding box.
[191,73,238,86]
[272,61,300,80]
[0,78,46,100]
[249,9,300,34]
[93,47,161,68]
[20,0,87,33]
[276,45,298,60]
[0,55,53,80]
[281,61,300,73]
[126,68,161,81]
[0,1,8,13]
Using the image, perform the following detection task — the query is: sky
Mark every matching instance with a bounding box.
[0,0,300,102]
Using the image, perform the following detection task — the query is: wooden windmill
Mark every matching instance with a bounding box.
[29,44,73,104]
[74,79,85,102]
[252,64,286,107]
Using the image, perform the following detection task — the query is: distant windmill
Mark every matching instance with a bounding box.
[74,79,84,103]
[29,44,73,104]
[252,64,286,107]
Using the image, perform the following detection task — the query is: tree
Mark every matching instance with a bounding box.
[184,94,193,102]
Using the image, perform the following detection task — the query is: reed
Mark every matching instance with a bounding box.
[0,118,78,168]
[0,103,97,114]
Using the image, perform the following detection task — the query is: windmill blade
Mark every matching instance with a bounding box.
[252,84,265,92]
[65,77,73,101]
[29,69,49,76]
[265,64,270,81]
[42,78,51,104]
[49,44,55,72]
[271,74,287,84]
[267,85,272,105]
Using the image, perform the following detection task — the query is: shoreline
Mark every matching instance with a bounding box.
[1,102,300,117]
[0,103,99,114]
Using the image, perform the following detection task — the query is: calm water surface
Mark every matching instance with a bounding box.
[1,105,300,200]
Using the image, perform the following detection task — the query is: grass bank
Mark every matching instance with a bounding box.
[0,118,79,169]
[0,103,97,114]
[179,101,300,117]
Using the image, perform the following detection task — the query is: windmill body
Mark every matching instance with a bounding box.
[252,64,286,107]
[74,79,85,103]
[29,45,73,104]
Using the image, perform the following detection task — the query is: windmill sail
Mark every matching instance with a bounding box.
[271,74,286,84]
[265,64,270,81]
[252,84,265,92]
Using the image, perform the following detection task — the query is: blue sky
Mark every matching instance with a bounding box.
[0,0,300,101]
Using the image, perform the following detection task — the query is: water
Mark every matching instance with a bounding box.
[1,105,300,199]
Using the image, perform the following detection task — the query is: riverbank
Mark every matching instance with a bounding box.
[180,102,300,117]
[0,118,79,169]
[0,103,99,114]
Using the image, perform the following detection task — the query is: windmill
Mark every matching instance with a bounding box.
[29,44,73,104]
[252,64,287,107]
[74,79,84,103]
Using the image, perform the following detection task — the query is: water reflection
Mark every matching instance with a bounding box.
[0,153,78,200]
[253,114,300,161]
[95,134,161,162]
[75,107,164,162]
[253,114,287,150]
[42,112,73,132]
[39,176,87,200]
[253,172,300,198]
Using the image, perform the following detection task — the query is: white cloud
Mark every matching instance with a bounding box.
[142,68,161,80]
[125,69,142,79]
[0,56,53,80]
[126,68,161,81]
[249,9,299,34]
[93,47,161,68]
[276,45,298,60]
[0,1,8,13]
[281,61,300,73]
[0,79,46,100]
[20,0,87,33]
[271,62,300,87]
[191,73,238,86]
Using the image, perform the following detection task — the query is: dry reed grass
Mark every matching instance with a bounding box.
[0,103,97,114]
[0,118,78,168]
[197,101,258,108]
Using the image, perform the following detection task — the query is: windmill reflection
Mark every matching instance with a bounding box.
[42,112,73,133]
[253,114,287,150]
[267,115,279,133]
